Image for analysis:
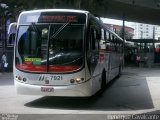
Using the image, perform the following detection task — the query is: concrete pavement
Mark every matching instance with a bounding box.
[0,67,160,119]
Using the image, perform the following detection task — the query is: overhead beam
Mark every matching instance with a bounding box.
[80,0,160,25]
[2,0,160,25]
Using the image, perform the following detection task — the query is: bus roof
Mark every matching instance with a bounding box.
[20,9,89,15]
[17,9,123,41]
[18,9,88,24]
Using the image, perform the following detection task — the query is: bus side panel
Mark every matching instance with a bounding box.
[85,50,110,95]
[105,52,110,82]
[86,51,102,95]
[99,51,110,83]
[109,52,121,81]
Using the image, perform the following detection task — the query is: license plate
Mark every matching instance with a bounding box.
[41,87,54,92]
[39,75,63,81]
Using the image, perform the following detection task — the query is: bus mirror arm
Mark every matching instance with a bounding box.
[8,22,17,35]
[8,22,17,45]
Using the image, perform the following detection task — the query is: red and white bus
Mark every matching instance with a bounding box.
[9,9,123,96]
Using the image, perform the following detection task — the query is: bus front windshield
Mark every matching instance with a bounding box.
[16,23,84,73]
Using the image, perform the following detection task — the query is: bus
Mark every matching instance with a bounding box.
[9,9,123,96]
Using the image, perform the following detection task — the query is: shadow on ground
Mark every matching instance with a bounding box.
[25,70,154,111]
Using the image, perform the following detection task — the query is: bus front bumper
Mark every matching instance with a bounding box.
[14,80,92,97]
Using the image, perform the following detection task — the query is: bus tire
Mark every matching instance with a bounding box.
[118,65,122,76]
[101,70,106,90]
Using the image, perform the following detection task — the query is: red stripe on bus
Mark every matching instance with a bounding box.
[16,64,81,72]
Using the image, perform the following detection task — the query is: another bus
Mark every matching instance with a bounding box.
[10,9,123,96]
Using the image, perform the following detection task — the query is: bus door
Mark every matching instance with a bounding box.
[105,32,112,81]
[105,52,110,81]
[106,44,111,82]
[87,27,100,78]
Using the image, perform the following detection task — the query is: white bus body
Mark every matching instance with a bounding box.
[11,9,123,97]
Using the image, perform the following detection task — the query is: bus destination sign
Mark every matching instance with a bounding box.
[39,15,78,23]
[20,12,86,24]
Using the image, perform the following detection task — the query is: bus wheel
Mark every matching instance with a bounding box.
[101,70,106,90]
[118,65,122,76]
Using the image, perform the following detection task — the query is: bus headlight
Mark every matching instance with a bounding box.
[70,77,85,84]
[15,75,27,83]
[18,76,22,81]
[76,78,81,83]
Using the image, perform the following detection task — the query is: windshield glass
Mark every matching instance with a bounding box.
[16,24,84,73]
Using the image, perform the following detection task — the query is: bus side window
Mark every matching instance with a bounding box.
[90,28,100,50]
[106,31,109,40]
[114,36,118,52]
[109,33,112,41]
[99,29,106,50]
[90,28,95,50]
[105,31,111,51]
[108,33,113,51]
[96,28,101,50]
[106,42,111,51]
[101,29,105,40]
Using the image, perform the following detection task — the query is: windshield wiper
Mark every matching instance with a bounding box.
[50,22,70,40]
[60,56,83,65]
